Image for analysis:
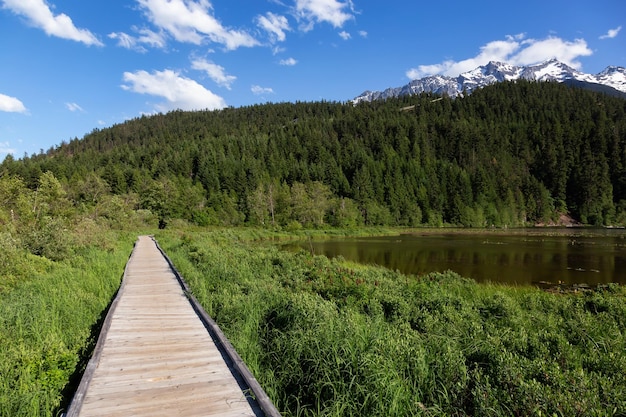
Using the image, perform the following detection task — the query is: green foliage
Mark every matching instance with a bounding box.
[157,230,626,416]
[328,197,363,228]
[4,81,626,227]
[20,215,74,261]
[0,232,51,294]
[0,169,155,416]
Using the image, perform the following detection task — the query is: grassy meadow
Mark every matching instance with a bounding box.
[0,231,135,417]
[156,228,626,417]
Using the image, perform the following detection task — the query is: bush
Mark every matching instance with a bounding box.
[20,216,74,261]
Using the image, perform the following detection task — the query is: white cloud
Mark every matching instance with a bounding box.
[2,0,102,46]
[0,141,16,155]
[358,30,367,38]
[65,102,84,112]
[251,85,274,95]
[406,34,593,79]
[279,57,297,66]
[295,0,354,30]
[511,37,592,68]
[256,12,290,43]
[0,93,27,113]
[191,58,236,89]
[137,0,258,50]
[600,26,622,40]
[109,27,166,51]
[121,69,226,111]
[338,30,350,40]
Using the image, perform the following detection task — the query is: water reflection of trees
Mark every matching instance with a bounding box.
[308,235,623,286]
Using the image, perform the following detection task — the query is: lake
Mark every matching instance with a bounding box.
[283,229,626,286]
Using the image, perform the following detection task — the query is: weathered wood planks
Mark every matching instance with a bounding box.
[66,235,274,417]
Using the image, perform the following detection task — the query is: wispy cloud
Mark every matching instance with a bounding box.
[338,31,350,40]
[121,69,226,112]
[406,34,593,79]
[294,0,355,31]
[600,26,622,40]
[109,27,166,51]
[251,85,274,95]
[191,58,236,89]
[279,57,297,66]
[65,102,84,112]
[256,12,290,43]
[0,93,27,113]
[358,30,367,38]
[1,0,102,46]
[137,0,258,50]
[108,32,136,49]
[272,45,286,55]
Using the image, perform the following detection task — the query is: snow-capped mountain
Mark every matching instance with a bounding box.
[596,66,626,93]
[353,59,626,103]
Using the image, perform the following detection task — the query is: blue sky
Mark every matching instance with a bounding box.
[1,0,624,159]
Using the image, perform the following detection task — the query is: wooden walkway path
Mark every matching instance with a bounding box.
[66,236,279,417]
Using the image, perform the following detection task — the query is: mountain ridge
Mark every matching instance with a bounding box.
[353,59,626,102]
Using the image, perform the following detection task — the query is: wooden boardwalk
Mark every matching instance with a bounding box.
[66,236,279,417]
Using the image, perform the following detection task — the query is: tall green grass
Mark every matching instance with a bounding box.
[157,228,626,417]
[0,232,134,417]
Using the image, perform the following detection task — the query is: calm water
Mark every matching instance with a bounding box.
[284,229,626,286]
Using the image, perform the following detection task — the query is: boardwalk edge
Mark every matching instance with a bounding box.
[64,239,138,417]
[151,236,282,417]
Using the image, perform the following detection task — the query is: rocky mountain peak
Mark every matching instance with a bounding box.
[353,60,626,103]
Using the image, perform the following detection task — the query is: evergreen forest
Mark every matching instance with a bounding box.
[3,80,626,229]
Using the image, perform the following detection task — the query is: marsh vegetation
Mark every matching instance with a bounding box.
[157,229,626,416]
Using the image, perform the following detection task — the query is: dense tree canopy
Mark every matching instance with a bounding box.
[3,80,626,229]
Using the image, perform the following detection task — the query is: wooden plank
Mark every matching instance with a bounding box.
[65,235,272,417]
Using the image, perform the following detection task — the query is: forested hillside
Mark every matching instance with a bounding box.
[3,80,626,229]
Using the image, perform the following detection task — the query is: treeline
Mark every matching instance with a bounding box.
[2,80,626,230]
